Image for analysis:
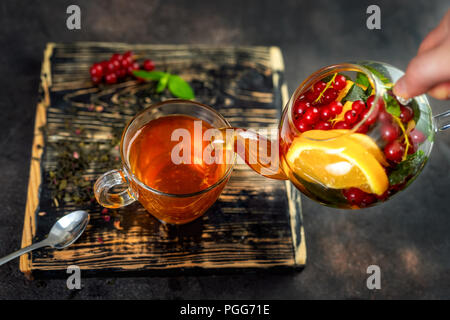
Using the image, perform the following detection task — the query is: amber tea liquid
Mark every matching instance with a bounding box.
[127,115,228,224]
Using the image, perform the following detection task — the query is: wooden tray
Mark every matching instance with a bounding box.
[20,42,306,278]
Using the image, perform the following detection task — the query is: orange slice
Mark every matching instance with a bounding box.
[286,129,389,195]
[327,129,389,167]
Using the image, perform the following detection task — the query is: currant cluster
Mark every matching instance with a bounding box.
[378,101,419,162]
[89,51,156,85]
[292,74,347,131]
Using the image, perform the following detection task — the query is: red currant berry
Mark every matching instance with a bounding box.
[127,62,140,75]
[378,110,393,123]
[116,68,127,79]
[366,95,375,107]
[111,53,123,61]
[320,106,333,121]
[355,124,369,134]
[131,62,140,70]
[91,75,102,84]
[100,60,109,71]
[111,59,121,71]
[143,59,155,71]
[313,81,327,93]
[321,88,338,104]
[121,56,132,68]
[410,129,426,145]
[399,106,413,123]
[89,63,103,77]
[127,66,136,75]
[343,188,366,206]
[367,95,385,111]
[315,121,331,130]
[303,107,320,125]
[332,74,347,90]
[352,100,366,114]
[329,101,343,116]
[106,60,117,73]
[361,193,376,207]
[361,108,378,126]
[407,138,416,154]
[380,124,400,143]
[376,190,390,201]
[293,100,310,118]
[305,89,320,102]
[334,121,349,129]
[105,72,117,84]
[384,140,405,162]
[344,110,359,125]
[295,118,312,132]
[123,51,134,60]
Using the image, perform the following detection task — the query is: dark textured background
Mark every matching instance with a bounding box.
[0,0,449,299]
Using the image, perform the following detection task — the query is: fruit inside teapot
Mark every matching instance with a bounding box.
[223,61,437,209]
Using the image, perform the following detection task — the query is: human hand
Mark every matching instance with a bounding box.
[393,9,450,100]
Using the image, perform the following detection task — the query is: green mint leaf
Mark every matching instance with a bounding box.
[384,94,401,117]
[388,150,427,185]
[410,100,421,124]
[363,64,391,85]
[156,73,170,93]
[341,84,367,103]
[132,70,168,81]
[168,75,195,99]
[355,72,370,88]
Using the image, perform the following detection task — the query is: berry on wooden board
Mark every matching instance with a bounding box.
[89,51,154,85]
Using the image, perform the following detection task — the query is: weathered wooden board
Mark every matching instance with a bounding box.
[20,42,306,277]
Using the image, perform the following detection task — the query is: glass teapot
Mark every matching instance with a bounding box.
[219,61,449,209]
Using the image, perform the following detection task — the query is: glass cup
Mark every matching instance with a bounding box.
[94,100,235,225]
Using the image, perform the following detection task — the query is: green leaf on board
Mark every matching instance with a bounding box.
[156,73,170,93]
[132,70,195,99]
[168,75,195,99]
[388,150,427,185]
[132,70,167,81]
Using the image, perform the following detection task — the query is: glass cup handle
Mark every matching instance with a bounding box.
[94,169,136,208]
[434,110,450,132]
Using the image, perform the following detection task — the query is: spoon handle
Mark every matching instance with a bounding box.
[0,240,50,266]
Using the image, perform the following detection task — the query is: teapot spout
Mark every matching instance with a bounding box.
[215,127,288,180]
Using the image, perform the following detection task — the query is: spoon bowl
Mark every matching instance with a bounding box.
[47,210,90,249]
